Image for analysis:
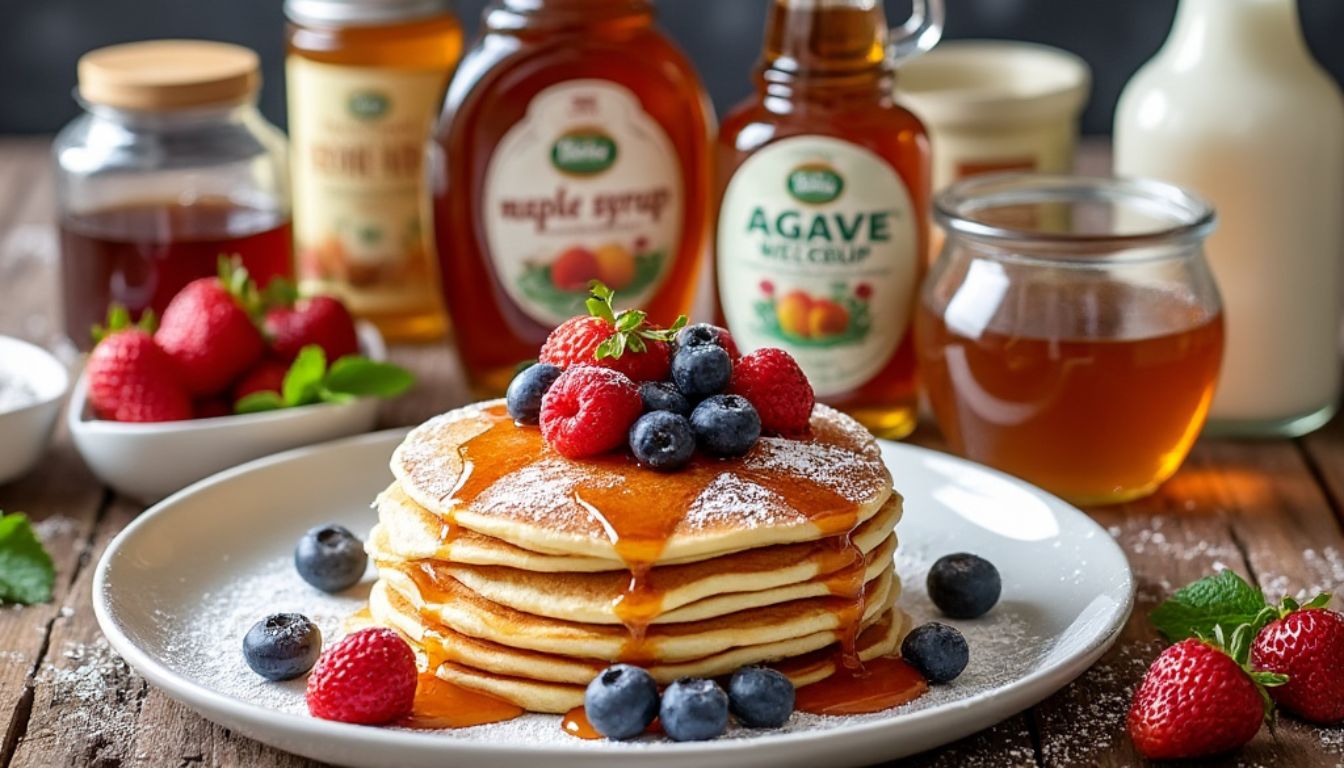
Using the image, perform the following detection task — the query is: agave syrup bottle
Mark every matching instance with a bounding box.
[433,0,713,397]
[715,0,941,439]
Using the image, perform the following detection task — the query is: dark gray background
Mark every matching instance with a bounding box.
[3,0,1342,136]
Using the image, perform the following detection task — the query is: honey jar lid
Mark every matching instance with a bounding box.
[285,0,452,26]
[78,40,260,111]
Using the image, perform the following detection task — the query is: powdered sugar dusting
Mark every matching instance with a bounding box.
[145,546,1055,748]
[162,556,370,711]
[683,474,800,531]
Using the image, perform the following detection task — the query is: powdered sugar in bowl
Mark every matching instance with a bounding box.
[0,335,71,485]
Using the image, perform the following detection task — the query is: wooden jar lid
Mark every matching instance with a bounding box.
[78,40,260,111]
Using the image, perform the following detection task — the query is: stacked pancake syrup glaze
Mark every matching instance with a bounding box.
[359,283,924,736]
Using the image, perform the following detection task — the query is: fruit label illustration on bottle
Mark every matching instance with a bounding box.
[288,60,448,314]
[718,136,917,397]
[483,80,684,325]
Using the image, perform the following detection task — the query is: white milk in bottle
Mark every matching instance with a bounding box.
[1115,0,1344,436]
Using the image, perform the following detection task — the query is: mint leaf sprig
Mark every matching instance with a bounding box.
[586,281,687,361]
[235,345,414,414]
[0,512,55,605]
[1150,570,1271,642]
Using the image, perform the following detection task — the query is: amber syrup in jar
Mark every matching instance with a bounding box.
[59,200,291,349]
[715,0,933,439]
[433,0,713,397]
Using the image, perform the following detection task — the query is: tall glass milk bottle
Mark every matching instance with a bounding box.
[715,0,942,440]
[1115,0,1344,437]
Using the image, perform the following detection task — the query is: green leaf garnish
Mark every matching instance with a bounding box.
[283,345,328,406]
[233,344,415,414]
[1150,570,1270,642]
[582,281,686,361]
[326,357,414,398]
[0,512,55,605]
[235,391,285,414]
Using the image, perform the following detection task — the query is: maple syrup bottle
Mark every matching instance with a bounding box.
[716,0,941,439]
[433,0,713,397]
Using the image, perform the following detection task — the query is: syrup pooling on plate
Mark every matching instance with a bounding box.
[792,656,928,715]
[441,405,879,665]
[398,672,524,729]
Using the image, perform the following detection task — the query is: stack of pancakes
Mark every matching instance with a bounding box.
[364,400,908,713]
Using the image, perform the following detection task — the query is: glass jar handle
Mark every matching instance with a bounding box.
[888,0,944,65]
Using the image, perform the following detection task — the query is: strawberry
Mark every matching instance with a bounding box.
[85,308,193,423]
[306,627,418,725]
[263,289,360,364]
[154,259,265,396]
[540,365,643,458]
[232,360,290,405]
[538,282,683,382]
[1127,626,1284,760]
[1252,595,1344,724]
[729,348,815,435]
[193,398,232,419]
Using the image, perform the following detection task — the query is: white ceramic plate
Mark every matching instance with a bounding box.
[93,430,1133,768]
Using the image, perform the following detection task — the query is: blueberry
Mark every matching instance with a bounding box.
[927,552,1001,619]
[294,524,368,593]
[629,411,696,471]
[506,363,562,424]
[675,323,729,353]
[670,344,732,400]
[639,381,691,416]
[900,622,969,684]
[660,677,729,742]
[727,666,795,728]
[689,394,761,457]
[583,664,660,740]
[242,613,322,681]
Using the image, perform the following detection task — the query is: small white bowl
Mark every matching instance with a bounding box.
[69,323,389,504]
[0,336,71,485]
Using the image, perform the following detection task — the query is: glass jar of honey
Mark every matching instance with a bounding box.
[916,174,1223,505]
[286,0,462,342]
[433,0,713,397]
[54,40,292,350]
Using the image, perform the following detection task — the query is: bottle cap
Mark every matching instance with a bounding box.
[78,40,260,111]
[285,0,453,26]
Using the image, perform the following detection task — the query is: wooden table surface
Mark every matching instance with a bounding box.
[1,135,1342,767]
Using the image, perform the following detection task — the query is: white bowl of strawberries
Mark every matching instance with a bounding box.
[69,263,411,504]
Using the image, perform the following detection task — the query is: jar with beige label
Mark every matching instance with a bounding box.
[286,0,462,342]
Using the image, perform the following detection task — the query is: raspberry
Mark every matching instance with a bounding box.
[729,348,815,435]
[540,366,643,458]
[305,627,417,724]
[540,316,671,382]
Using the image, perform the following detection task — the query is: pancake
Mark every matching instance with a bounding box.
[371,480,902,574]
[369,502,899,625]
[381,561,897,663]
[422,605,909,714]
[369,579,897,688]
[391,401,893,566]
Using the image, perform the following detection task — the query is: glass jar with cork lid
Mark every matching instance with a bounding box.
[54,40,292,350]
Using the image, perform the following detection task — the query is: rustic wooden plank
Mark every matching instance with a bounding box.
[1030,437,1344,767]
[1299,415,1344,531]
[897,715,1038,767]
[0,441,104,767]
[0,138,61,348]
